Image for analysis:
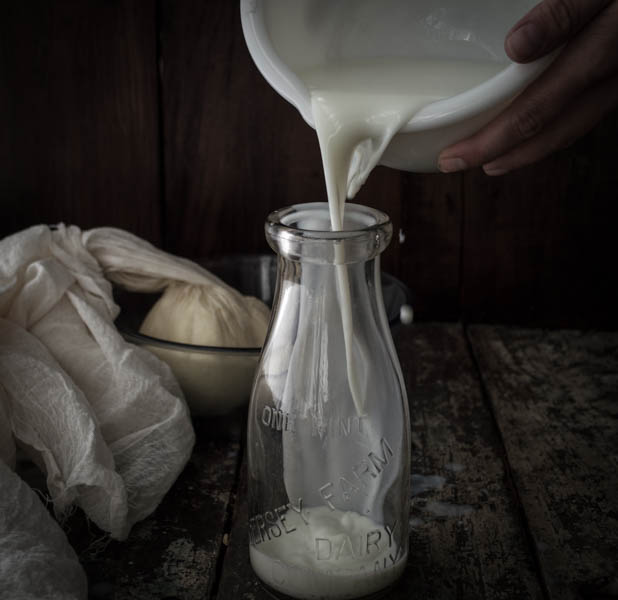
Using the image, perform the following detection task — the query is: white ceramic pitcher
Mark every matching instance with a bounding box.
[241,0,555,172]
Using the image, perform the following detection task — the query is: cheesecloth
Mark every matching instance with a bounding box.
[0,224,211,597]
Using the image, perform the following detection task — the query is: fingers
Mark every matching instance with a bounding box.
[506,0,611,62]
[482,72,618,175]
[438,0,618,174]
[438,73,563,172]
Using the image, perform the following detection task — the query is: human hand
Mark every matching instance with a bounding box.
[438,0,618,175]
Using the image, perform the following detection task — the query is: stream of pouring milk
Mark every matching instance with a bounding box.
[306,57,501,418]
[251,57,503,598]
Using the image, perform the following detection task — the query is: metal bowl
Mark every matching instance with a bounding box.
[114,255,412,416]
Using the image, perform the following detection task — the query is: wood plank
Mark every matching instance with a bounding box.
[395,172,464,321]
[64,417,242,600]
[158,0,322,260]
[461,114,618,329]
[468,325,618,600]
[213,458,268,600]
[0,1,162,245]
[216,324,544,599]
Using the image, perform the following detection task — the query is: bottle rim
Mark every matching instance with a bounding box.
[266,202,391,239]
[265,202,393,264]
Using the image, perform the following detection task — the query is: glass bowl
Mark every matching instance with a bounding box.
[114,254,412,417]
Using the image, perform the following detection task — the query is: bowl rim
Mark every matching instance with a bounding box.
[116,254,412,354]
[121,329,263,355]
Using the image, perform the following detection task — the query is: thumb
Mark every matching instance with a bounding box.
[505,0,611,62]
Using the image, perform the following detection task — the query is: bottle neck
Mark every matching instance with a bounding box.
[265,202,392,265]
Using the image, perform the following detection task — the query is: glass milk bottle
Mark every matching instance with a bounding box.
[247,202,410,600]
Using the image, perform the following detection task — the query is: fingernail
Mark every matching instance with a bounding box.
[506,21,543,61]
[438,157,467,173]
[483,163,508,176]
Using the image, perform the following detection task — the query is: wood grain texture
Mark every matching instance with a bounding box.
[158,0,322,260]
[216,324,545,600]
[0,1,162,244]
[215,460,272,600]
[397,323,543,599]
[461,115,618,328]
[396,173,464,321]
[65,417,242,600]
[468,325,618,600]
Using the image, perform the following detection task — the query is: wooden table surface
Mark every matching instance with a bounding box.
[67,323,618,600]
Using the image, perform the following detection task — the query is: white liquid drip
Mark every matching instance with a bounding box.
[306,58,502,415]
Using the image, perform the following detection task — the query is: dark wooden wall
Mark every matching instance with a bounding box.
[2,1,617,328]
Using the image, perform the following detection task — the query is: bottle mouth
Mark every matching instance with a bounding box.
[266,202,392,264]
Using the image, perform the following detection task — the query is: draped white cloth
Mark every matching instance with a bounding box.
[0,224,202,598]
